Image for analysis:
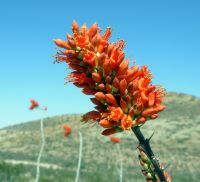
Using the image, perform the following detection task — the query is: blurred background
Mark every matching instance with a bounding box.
[0,0,200,182]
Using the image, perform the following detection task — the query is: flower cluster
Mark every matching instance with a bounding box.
[54,20,166,135]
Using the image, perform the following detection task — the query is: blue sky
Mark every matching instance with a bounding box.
[0,0,200,128]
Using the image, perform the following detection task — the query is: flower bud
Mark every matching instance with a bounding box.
[68,39,76,47]
[146,86,156,94]
[72,20,79,33]
[99,119,114,128]
[97,39,107,53]
[148,92,155,107]
[106,84,112,93]
[117,60,129,76]
[110,47,118,61]
[82,111,100,122]
[109,58,118,69]
[136,117,147,124]
[102,59,111,75]
[120,98,127,112]
[80,24,87,35]
[95,105,105,112]
[138,78,146,91]
[91,35,98,46]
[82,88,96,95]
[155,97,162,106]
[92,72,102,83]
[119,79,127,96]
[127,82,133,93]
[95,92,106,101]
[128,107,135,118]
[65,50,76,57]
[102,27,112,41]
[98,83,105,90]
[89,23,98,39]
[125,95,131,103]
[101,128,117,136]
[150,114,159,119]
[54,39,71,49]
[141,108,157,117]
[156,105,166,112]
[113,77,119,89]
[117,52,125,65]
[106,76,112,83]
[141,91,148,103]
[97,53,106,66]
[107,43,114,57]
[105,94,118,106]
[126,65,139,82]
[90,98,101,105]
[67,33,73,40]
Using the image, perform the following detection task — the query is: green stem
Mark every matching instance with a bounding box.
[132,126,167,182]
[35,116,45,182]
[117,144,123,182]
[75,132,83,182]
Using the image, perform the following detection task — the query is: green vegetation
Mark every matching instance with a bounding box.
[0,92,199,182]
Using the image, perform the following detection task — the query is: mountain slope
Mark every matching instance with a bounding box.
[0,92,200,182]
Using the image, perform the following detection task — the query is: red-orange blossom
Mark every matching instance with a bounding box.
[54,20,166,135]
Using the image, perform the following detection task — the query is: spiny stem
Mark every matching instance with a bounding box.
[132,126,167,182]
[75,132,83,182]
[35,117,45,182]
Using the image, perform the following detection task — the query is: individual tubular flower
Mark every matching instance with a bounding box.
[54,20,166,135]
[29,99,39,110]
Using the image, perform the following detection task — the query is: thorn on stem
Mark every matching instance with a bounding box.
[135,144,140,150]
[138,123,145,128]
[163,163,170,170]
[147,130,155,142]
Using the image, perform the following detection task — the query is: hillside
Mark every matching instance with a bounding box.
[0,92,200,182]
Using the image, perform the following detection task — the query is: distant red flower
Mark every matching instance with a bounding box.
[110,136,121,143]
[63,124,71,137]
[54,20,166,135]
[29,99,39,110]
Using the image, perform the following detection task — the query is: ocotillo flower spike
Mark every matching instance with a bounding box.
[54,20,166,135]
[54,20,171,182]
